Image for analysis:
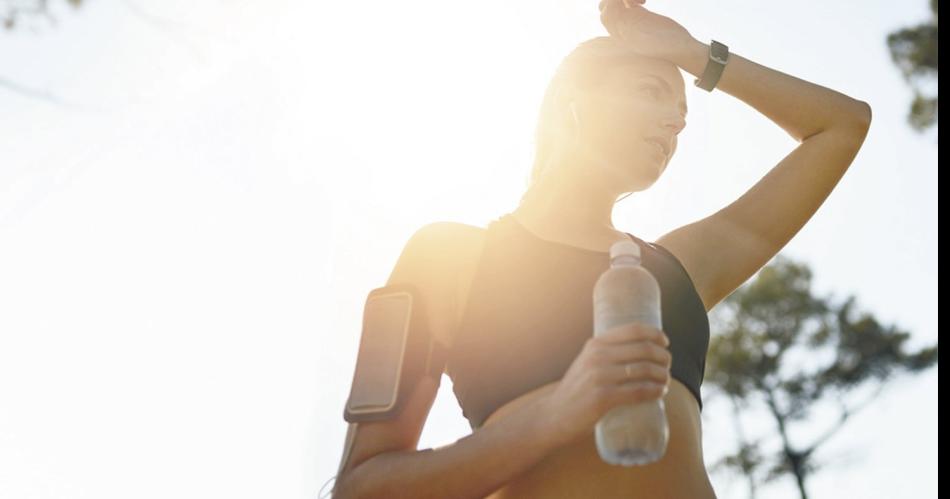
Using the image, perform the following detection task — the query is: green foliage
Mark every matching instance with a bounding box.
[2,0,83,31]
[706,254,938,498]
[886,0,939,131]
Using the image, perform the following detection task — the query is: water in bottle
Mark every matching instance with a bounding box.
[592,239,669,466]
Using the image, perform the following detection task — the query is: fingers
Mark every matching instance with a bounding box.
[600,0,630,12]
[597,361,670,386]
[595,341,672,368]
[615,0,645,9]
[596,323,669,348]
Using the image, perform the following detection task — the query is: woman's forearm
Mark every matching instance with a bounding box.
[335,395,567,499]
[671,37,871,141]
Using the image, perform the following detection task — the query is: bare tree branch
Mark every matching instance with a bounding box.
[0,76,69,106]
[803,384,888,456]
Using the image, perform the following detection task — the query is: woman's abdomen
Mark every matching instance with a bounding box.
[480,379,716,499]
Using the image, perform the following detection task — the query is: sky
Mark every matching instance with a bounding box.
[0,1,937,498]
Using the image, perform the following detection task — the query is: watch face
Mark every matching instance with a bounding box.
[711,41,729,64]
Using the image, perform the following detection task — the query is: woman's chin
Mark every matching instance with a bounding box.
[610,158,662,192]
[582,149,663,193]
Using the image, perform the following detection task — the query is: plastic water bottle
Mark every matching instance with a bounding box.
[592,240,669,466]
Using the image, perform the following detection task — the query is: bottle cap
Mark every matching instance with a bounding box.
[609,240,641,261]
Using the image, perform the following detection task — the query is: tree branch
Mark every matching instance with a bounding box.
[0,76,69,106]
[729,395,760,499]
[803,383,888,456]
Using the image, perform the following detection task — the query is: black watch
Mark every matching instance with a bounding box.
[694,40,729,92]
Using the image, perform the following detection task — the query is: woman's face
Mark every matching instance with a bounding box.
[574,58,688,193]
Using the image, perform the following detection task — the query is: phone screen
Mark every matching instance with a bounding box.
[347,291,413,414]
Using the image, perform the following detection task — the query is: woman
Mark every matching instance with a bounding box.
[333,1,872,497]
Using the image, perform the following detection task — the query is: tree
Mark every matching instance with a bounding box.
[1,0,83,31]
[705,255,938,499]
[886,0,939,132]
[1,0,86,103]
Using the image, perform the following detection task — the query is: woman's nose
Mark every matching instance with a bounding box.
[664,114,686,135]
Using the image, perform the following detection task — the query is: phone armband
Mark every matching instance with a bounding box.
[343,283,447,423]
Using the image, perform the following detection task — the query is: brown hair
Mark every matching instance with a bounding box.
[521,36,648,204]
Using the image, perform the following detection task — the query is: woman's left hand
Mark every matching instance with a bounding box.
[598,0,697,62]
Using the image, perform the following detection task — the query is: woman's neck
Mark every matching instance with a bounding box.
[513,173,625,241]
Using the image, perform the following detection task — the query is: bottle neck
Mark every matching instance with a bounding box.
[610,255,641,267]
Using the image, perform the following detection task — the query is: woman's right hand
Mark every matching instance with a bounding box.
[538,323,672,447]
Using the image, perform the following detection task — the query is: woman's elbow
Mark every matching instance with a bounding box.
[855,100,872,127]
[845,99,873,132]
[826,99,871,138]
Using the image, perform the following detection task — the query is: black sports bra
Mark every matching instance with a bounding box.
[445,213,710,431]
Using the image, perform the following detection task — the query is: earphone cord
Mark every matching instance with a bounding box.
[317,422,360,498]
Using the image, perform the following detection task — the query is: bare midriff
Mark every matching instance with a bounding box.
[479,378,717,499]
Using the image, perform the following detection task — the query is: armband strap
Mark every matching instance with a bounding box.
[425,335,448,383]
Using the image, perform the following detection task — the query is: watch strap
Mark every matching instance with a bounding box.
[694,40,729,92]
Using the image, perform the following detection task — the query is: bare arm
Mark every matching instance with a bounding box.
[331,223,567,499]
[672,36,871,141]
[334,389,565,499]
[334,320,671,499]
[332,222,565,498]
[652,35,871,310]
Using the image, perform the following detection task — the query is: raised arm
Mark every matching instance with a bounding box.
[601,1,871,311]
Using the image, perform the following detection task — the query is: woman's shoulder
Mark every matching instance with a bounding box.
[412,220,489,306]
[396,220,488,345]
[411,219,492,256]
[414,219,487,237]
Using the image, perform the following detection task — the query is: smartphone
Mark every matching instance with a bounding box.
[345,288,415,419]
